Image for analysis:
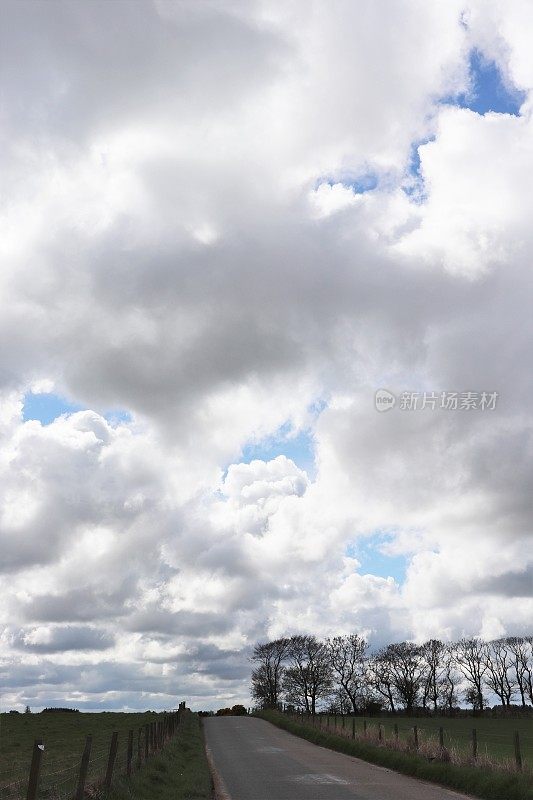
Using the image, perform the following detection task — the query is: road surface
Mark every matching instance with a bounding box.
[203,716,474,800]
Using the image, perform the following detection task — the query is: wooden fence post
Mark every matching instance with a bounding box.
[472,728,477,761]
[104,732,119,788]
[352,718,355,739]
[26,740,44,800]
[127,730,134,777]
[144,724,149,760]
[75,735,92,800]
[439,727,444,750]
[514,732,522,771]
[378,723,383,742]
[413,725,419,750]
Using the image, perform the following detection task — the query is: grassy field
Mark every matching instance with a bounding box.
[0,710,208,800]
[260,710,533,800]
[323,714,533,768]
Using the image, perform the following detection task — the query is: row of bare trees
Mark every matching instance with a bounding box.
[250,634,533,714]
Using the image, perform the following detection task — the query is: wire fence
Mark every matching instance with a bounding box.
[0,711,184,800]
[283,710,532,773]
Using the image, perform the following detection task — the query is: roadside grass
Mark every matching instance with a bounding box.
[257,710,533,800]
[102,712,212,800]
[350,715,533,768]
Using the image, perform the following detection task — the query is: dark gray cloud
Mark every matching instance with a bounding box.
[0,0,287,142]
[126,607,234,637]
[12,626,115,653]
[19,582,136,623]
[477,567,533,598]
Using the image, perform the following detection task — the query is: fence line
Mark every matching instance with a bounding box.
[0,710,184,800]
[282,710,530,773]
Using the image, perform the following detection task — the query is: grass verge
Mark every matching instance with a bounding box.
[257,710,533,800]
[103,712,212,800]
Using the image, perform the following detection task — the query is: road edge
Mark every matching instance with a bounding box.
[204,736,232,800]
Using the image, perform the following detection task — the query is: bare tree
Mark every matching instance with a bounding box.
[526,637,533,704]
[326,634,368,714]
[250,638,290,709]
[385,642,426,714]
[368,648,397,712]
[483,639,515,707]
[439,645,460,712]
[506,636,533,707]
[454,638,487,711]
[283,635,332,714]
[420,639,446,712]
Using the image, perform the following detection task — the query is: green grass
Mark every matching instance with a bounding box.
[322,714,533,768]
[104,712,212,800]
[258,710,533,800]
[0,711,205,800]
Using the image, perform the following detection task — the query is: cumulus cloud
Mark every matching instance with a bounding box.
[1,0,532,710]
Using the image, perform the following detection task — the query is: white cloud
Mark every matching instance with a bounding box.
[0,0,532,710]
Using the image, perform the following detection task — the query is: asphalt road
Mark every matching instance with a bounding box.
[203,716,474,800]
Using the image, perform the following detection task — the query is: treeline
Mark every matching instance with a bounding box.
[41,707,80,713]
[215,704,247,716]
[250,634,533,715]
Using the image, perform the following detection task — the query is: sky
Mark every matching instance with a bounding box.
[1,0,533,712]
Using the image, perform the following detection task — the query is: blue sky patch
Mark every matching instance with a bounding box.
[444,49,525,116]
[401,136,435,203]
[319,172,379,195]
[344,173,378,194]
[408,137,435,180]
[403,136,435,201]
[23,392,132,427]
[103,409,132,426]
[347,534,408,584]
[23,392,84,425]
[240,424,315,476]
